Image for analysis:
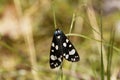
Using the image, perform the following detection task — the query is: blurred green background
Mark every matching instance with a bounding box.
[0,0,120,80]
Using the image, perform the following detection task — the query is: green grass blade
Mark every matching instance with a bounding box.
[52,1,57,29]
[107,27,115,80]
[99,8,104,80]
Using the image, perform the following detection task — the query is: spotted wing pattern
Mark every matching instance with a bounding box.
[49,28,80,69]
[50,34,63,69]
[61,33,79,62]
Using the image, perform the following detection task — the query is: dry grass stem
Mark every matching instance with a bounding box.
[21,16,39,80]
[87,6,107,70]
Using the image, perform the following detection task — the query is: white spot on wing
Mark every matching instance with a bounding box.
[71,58,76,61]
[58,58,62,62]
[69,49,75,55]
[51,55,57,60]
[66,39,69,43]
[52,43,55,47]
[69,44,72,47]
[51,63,54,65]
[51,50,54,52]
[63,43,67,47]
[63,53,66,56]
[55,63,58,67]
[75,56,78,58]
[55,45,58,50]
[73,58,75,61]
[57,36,60,39]
[65,54,69,59]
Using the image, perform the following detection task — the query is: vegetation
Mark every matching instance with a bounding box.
[0,0,120,80]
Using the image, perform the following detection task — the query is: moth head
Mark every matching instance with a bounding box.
[54,28,62,36]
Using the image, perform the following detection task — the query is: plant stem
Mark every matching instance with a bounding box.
[52,1,57,29]
[100,8,104,80]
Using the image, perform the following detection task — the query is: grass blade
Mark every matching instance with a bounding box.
[107,27,115,80]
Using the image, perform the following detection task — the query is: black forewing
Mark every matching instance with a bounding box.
[61,32,80,62]
[49,33,63,69]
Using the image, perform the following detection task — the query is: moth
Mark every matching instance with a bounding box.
[50,28,80,69]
